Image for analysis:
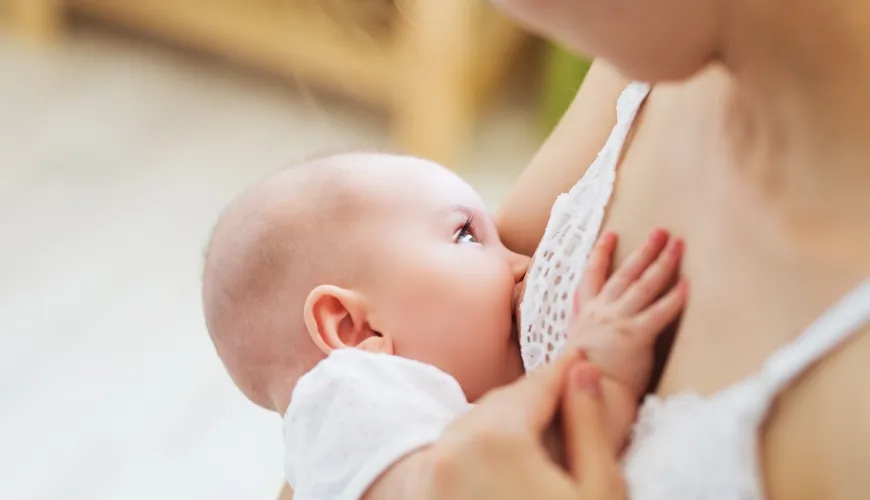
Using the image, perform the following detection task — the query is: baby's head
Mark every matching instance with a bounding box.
[203,153,528,413]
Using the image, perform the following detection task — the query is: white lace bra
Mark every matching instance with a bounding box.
[518,82,870,499]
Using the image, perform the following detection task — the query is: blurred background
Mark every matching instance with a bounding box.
[0,1,589,499]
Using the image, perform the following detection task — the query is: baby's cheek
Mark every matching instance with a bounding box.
[466,326,521,398]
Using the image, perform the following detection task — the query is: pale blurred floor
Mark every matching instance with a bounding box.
[0,26,539,500]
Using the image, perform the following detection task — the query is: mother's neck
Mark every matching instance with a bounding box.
[719,0,870,269]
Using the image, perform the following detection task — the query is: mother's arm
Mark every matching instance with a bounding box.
[496,59,630,256]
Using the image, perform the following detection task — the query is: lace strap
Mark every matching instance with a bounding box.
[558,82,650,209]
[759,279,870,396]
[613,83,651,148]
[616,82,651,126]
[540,82,651,245]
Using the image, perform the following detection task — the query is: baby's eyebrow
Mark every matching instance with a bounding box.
[445,204,494,228]
[446,204,476,220]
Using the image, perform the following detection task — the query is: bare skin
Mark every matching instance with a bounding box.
[277,485,293,500]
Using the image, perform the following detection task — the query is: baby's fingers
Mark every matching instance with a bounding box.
[633,279,688,344]
[617,237,683,315]
[600,230,669,302]
[577,233,617,311]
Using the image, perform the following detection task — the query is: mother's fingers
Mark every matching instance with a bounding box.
[562,363,626,499]
[478,349,584,434]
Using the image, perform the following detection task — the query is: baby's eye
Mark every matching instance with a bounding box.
[455,221,479,244]
[457,228,478,244]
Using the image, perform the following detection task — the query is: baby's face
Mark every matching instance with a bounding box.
[360,156,529,401]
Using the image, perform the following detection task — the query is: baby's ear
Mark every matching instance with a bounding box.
[303,285,392,355]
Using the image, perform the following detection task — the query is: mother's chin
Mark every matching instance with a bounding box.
[489,0,721,83]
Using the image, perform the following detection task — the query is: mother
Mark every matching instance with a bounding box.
[496,0,870,496]
[281,0,870,496]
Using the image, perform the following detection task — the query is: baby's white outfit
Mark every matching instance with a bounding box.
[284,80,870,500]
[283,349,470,500]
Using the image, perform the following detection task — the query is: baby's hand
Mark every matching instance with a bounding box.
[569,229,686,398]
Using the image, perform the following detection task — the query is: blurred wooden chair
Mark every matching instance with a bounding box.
[1,0,527,165]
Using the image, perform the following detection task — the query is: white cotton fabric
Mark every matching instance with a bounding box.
[283,349,471,500]
[519,81,870,500]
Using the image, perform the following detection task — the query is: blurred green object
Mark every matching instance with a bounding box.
[541,43,592,135]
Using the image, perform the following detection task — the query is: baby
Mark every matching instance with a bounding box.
[202,152,684,500]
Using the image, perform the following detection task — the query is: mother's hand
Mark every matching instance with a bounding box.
[421,350,626,500]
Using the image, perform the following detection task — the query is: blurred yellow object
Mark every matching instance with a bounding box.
[1,0,527,165]
[3,0,64,43]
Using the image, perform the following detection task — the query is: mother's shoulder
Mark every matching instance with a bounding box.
[762,325,870,500]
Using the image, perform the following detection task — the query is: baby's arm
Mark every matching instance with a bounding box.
[567,230,686,449]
